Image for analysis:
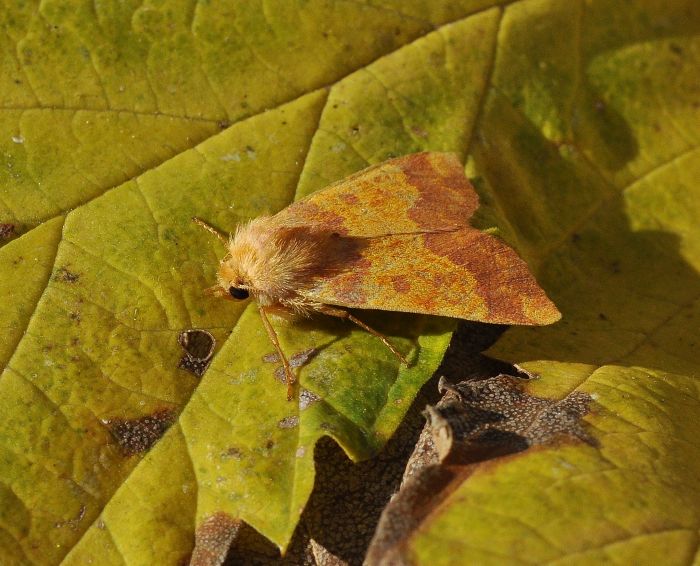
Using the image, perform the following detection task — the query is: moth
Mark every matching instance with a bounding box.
[195,152,560,399]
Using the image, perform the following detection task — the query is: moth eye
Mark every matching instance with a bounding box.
[228,287,250,300]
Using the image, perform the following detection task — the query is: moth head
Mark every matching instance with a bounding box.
[195,215,293,306]
[214,257,253,302]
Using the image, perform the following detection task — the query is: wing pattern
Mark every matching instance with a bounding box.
[302,228,560,325]
[274,152,559,325]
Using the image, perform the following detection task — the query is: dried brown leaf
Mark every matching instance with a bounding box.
[367,375,594,565]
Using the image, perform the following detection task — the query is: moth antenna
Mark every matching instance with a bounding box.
[193,217,228,245]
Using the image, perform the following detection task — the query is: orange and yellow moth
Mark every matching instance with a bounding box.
[195,152,560,399]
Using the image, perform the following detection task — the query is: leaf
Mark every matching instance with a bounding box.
[1,1,698,565]
[368,364,700,565]
[365,371,597,564]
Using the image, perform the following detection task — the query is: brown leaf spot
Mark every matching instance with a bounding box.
[0,223,15,240]
[54,504,86,530]
[300,388,321,410]
[191,512,242,566]
[104,409,176,456]
[178,329,216,377]
[221,447,243,461]
[269,347,317,383]
[278,415,299,429]
[53,266,79,283]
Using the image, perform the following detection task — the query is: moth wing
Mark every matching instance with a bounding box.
[274,152,477,237]
[301,228,561,325]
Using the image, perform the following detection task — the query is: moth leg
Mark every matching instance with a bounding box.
[192,217,228,245]
[259,305,296,401]
[318,305,408,365]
